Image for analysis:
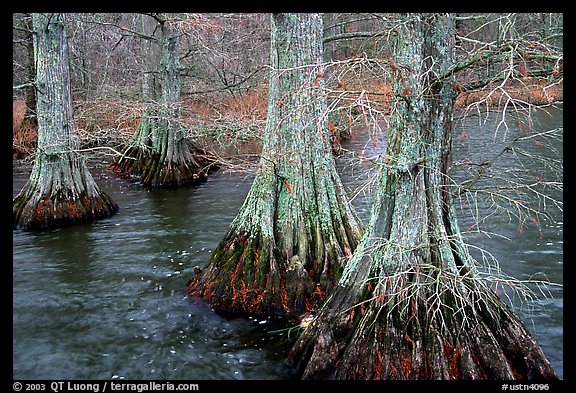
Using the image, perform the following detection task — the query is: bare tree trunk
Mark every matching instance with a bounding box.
[22,14,37,126]
[110,13,215,187]
[186,13,363,320]
[288,13,557,380]
[13,13,118,231]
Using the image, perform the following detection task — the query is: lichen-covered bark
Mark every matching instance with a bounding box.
[110,115,214,187]
[110,14,215,187]
[13,13,118,231]
[22,14,37,127]
[288,13,557,380]
[13,154,119,231]
[186,14,363,320]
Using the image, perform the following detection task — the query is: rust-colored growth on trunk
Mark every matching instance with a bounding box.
[307,284,325,309]
[400,351,413,379]
[33,193,50,222]
[67,198,81,219]
[229,280,263,313]
[16,190,118,231]
[373,350,384,380]
[388,356,399,379]
[507,358,524,380]
[187,233,279,317]
[227,243,245,285]
[469,347,490,379]
[422,348,430,379]
[443,340,461,379]
[112,152,213,188]
[277,273,290,316]
[187,224,342,321]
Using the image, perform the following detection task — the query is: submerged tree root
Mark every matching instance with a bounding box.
[289,268,558,380]
[13,190,119,231]
[186,230,340,321]
[110,143,217,188]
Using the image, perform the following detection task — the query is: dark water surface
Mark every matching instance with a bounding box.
[13,171,296,380]
[13,106,562,380]
[454,106,563,378]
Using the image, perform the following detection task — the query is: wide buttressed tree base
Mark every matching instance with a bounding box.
[289,261,558,379]
[13,155,119,231]
[13,13,119,231]
[288,13,557,380]
[186,159,361,320]
[109,13,216,188]
[109,116,216,188]
[186,13,363,321]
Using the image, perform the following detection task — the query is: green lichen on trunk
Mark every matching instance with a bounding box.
[110,118,213,187]
[288,13,557,380]
[13,161,118,231]
[13,13,118,231]
[187,14,363,320]
[110,14,216,188]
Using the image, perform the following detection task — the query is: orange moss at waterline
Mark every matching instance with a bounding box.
[288,272,559,380]
[108,143,214,188]
[14,189,119,231]
[186,230,327,321]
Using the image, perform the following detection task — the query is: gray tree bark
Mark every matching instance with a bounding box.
[13,13,118,231]
[187,13,363,320]
[110,13,215,187]
[289,13,557,380]
[22,14,37,126]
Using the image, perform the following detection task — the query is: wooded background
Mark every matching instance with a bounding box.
[13,13,563,160]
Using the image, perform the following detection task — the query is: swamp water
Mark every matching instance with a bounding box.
[13,106,562,380]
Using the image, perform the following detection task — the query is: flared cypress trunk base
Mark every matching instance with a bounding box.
[186,230,329,322]
[110,143,217,188]
[13,189,118,231]
[289,269,558,380]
